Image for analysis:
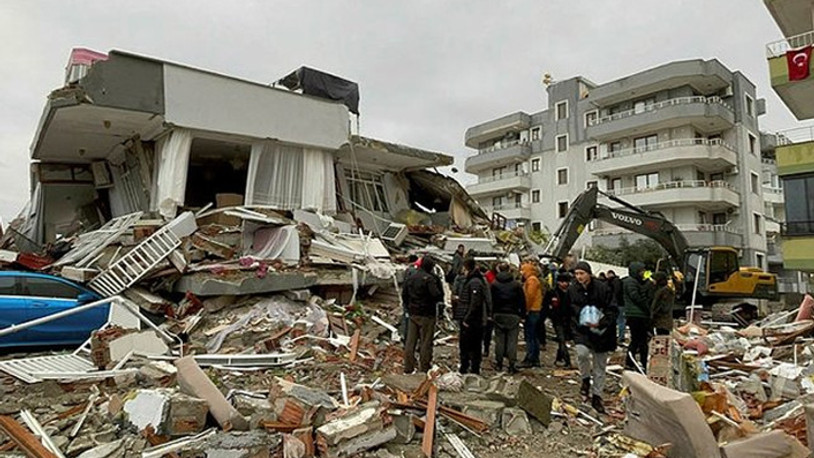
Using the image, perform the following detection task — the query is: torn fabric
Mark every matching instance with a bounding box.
[152,128,193,218]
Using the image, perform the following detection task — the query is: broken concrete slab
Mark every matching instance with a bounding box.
[461,374,487,393]
[623,371,721,458]
[175,356,249,431]
[390,412,416,444]
[321,426,397,458]
[484,376,521,407]
[108,330,169,362]
[315,402,387,446]
[516,380,552,426]
[76,439,125,458]
[167,392,209,436]
[461,400,504,428]
[501,407,532,436]
[123,389,169,433]
[719,430,808,458]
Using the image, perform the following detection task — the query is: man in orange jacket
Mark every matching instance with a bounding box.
[520,262,544,367]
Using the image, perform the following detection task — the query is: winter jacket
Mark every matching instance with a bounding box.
[491,271,525,317]
[456,270,489,326]
[568,277,618,353]
[622,262,654,320]
[447,252,464,283]
[402,268,443,317]
[607,276,623,311]
[651,285,675,331]
[544,285,572,327]
[524,273,544,313]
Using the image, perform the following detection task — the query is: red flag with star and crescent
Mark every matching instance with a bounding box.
[787,46,812,81]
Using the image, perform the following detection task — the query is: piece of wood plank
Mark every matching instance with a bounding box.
[0,415,58,458]
[349,329,361,362]
[421,384,438,458]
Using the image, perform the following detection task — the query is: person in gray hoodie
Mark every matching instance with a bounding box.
[622,262,654,371]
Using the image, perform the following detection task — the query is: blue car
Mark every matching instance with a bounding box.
[0,272,109,348]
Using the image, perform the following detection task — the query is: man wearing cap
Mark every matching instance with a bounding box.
[568,261,617,414]
[545,271,574,368]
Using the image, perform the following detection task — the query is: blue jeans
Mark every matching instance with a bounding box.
[617,307,626,342]
[524,311,541,364]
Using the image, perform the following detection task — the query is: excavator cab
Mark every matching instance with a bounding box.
[683,247,778,302]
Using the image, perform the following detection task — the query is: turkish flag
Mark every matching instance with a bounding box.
[787,46,812,81]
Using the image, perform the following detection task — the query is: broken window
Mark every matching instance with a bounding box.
[344,170,389,213]
[184,138,251,209]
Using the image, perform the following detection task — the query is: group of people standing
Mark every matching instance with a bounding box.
[399,247,676,415]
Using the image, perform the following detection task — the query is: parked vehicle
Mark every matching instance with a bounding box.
[0,272,108,348]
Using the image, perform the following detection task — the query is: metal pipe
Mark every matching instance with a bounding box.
[688,255,703,324]
[0,296,115,338]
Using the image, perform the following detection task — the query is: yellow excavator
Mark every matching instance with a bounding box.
[543,187,778,318]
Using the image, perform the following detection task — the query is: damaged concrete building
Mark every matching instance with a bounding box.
[16,48,483,249]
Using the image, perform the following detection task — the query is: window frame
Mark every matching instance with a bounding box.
[530,127,541,141]
[745,94,755,118]
[750,171,760,194]
[748,133,758,155]
[531,189,541,203]
[555,100,569,121]
[753,213,762,234]
[585,145,598,162]
[557,201,569,218]
[556,167,569,185]
[584,110,598,128]
[531,158,540,172]
[556,134,569,153]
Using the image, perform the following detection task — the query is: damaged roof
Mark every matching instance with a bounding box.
[336,135,453,172]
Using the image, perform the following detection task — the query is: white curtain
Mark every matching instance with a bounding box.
[301,148,336,214]
[152,128,193,218]
[246,141,304,210]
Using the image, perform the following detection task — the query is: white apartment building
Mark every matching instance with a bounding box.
[465,59,774,270]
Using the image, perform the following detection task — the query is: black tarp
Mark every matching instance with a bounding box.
[278,67,360,114]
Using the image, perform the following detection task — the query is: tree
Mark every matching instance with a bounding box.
[585,236,667,270]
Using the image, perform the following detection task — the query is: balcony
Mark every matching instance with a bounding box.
[763,186,785,205]
[465,112,532,148]
[766,31,814,120]
[764,0,814,38]
[591,223,743,249]
[589,138,737,176]
[776,127,814,177]
[486,202,531,221]
[464,140,532,174]
[467,170,531,197]
[586,96,735,141]
[605,180,740,210]
[588,60,732,107]
[779,234,814,271]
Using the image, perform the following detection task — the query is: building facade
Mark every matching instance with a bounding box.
[764,0,814,279]
[465,59,774,269]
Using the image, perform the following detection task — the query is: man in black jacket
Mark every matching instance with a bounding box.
[454,258,488,374]
[568,261,617,414]
[544,271,574,368]
[490,263,524,373]
[402,256,444,374]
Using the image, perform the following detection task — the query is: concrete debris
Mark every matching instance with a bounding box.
[175,356,250,431]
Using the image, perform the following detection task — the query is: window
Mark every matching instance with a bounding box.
[635,172,659,190]
[712,212,727,225]
[586,180,598,189]
[557,168,569,185]
[531,158,540,172]
[633,134,658,152]
[531,222,542,232]
[634,97,656,114]
[492,166,507,178]
[749,133,757,155]
[754,213,762,234]
[710,172,724,182]
[24,277,80,299]
[756,253,765,269]
[609,141,622,153]
[585,145,598,162]
[531,190,540,203]
[751,172,759,194]
[558,201,569,218]
[492,196,503,207]
[345,170,389,212]
[556,134,568,153]
[514,163,523,174]
[556,100,568,120]
[531,127,541,141]
[745,94,755,117]
[584,110,598,127]
[0,277,17,295]
[609,177,622,191]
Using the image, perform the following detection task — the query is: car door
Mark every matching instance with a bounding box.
[23,276,95,345]
[0,275,30,347]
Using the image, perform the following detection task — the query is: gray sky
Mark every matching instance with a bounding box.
[0,1,807,223]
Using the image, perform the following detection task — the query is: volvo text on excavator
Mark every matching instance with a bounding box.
[542,186,778,314]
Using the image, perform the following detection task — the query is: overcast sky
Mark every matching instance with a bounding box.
[0,1,808,224]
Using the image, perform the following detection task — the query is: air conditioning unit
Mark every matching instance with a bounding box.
[721,85,734,97]
[381,223,408,246]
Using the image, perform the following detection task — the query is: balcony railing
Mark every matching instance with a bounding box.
[782,221,814,236]
[477,139,530,155]
[674,223,740,234]
[772,126,814,145]
[763,185,784,195]
[766,30,814,58]
[488,202,530,212]
[591,137,735,162]
[475,170,528,185]
[589,96,732,127]
[607,180,735,197]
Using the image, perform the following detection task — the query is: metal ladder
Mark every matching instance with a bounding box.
[89,227,181,296]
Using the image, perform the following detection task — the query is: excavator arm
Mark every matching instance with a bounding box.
[544,187,689,264]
